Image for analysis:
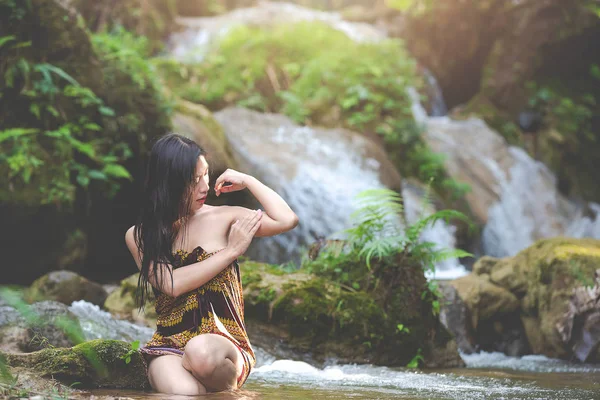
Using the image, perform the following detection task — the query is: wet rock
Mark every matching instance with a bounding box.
[25,271,108,307]
[438,281,476,354]
[556,270,600,362]
[0,306,28,353]
[473,256,501,276]
[417,109,600,258]
[0,301,85,353]
[452,274,520,330]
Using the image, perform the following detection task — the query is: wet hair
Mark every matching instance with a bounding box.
[133,133,206,309]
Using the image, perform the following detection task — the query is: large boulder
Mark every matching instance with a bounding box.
[241,259,464,368]
[25,271,108,307]
[449,237,600,362]
[418,110,600,258]
[215,107,403,266]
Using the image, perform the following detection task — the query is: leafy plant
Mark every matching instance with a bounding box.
[120,340,141,364]
[406,347,424,368]
[305,186,473,313]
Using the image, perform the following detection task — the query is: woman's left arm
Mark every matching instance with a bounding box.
[215,171,299,237]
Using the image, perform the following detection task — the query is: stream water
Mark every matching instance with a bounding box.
[70,301,600,399]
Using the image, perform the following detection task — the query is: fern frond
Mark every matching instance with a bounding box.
[359,235,405,269]
[0,128,39,144]
[405,209,471,244]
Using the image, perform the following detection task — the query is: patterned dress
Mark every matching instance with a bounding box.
[139,245,256,389]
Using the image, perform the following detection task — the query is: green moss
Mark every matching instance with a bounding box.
[2,339,148,389]
[486,237,600,358]
[271,278,335,342]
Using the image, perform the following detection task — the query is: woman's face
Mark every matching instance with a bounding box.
[190,155,210,212]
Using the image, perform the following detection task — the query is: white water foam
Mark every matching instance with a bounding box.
[249,358,589,399]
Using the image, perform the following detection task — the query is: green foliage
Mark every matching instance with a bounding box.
[528,82,595,139]
[0,1,171,207]
[299,186,472,363]
[406,347,424,368]
[342,187,472,275]
[525,74,600,200]
[91,27,174,140]
[72,0,178,53]
[120,340,140,364]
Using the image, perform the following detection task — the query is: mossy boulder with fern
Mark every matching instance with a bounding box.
[242,189,469,368]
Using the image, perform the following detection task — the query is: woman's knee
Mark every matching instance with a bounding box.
[182,334,239,385]
[183,345,219,378]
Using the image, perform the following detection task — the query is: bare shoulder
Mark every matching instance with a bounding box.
[124,225,142,271]
[125,225,135,247]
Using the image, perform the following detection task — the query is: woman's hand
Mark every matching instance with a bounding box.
[214,169,250,196]
[226,209,262,257]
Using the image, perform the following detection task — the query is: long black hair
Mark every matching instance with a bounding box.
[134,133,206,309]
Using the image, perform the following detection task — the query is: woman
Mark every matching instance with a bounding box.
[124,133,299,395]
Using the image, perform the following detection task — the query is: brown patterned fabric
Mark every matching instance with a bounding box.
[139,246,256,388]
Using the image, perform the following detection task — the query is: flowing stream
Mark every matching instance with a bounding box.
[71,301,600,399]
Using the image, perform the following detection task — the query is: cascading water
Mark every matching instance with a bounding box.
[483,147,600,257]
[410,87,600,258]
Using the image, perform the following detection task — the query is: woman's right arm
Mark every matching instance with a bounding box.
[125,210,262,297]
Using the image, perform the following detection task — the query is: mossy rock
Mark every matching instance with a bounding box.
[241,259,463,367]
[104,274,156,327]
[25,271,108,307]
[457,237,600,360]
[1,339,148,389]
[451,273,519,330]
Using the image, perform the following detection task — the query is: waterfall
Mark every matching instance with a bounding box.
[409,87,600,259]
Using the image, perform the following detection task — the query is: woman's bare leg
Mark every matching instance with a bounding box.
[181,333,245,392]
[147,354,207,395]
